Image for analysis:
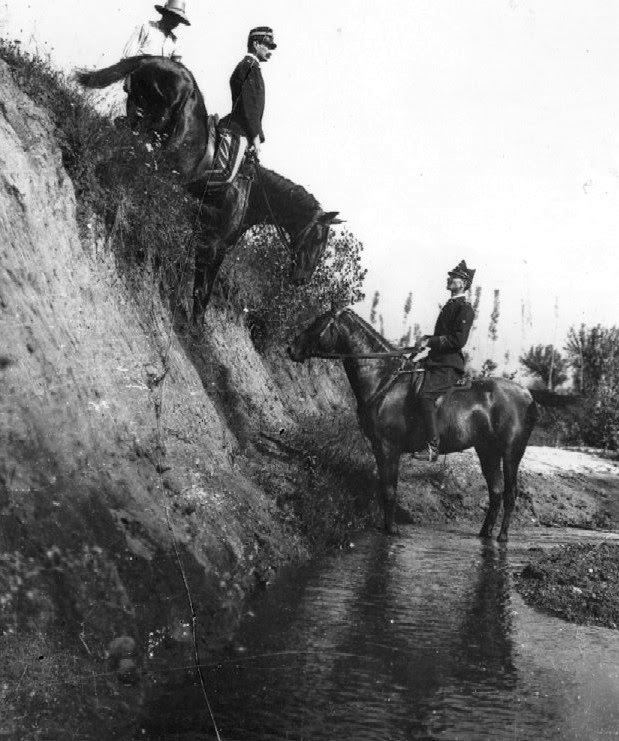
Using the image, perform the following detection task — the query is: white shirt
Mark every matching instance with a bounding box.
[123,21,180,59]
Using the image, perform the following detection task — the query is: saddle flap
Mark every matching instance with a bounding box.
[187,114,222,184]
[205,114,220,169]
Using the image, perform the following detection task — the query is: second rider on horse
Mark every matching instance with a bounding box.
[413,260,476,462]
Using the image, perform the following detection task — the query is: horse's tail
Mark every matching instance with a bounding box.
[525,396,539,435]
[528,389,581,408]
[75,56,150,89]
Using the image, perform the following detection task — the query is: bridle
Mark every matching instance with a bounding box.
[311,310,426,408]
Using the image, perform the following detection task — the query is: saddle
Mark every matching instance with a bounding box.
[190,117,255,191]
[405,359,471,401]
[191,113,220,180]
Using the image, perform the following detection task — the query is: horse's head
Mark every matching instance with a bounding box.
[289,210,343,284]
[287,307,347,362]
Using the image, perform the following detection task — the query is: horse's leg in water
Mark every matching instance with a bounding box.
[476,446,503,539]
[372,440,401,534]
[497,444,526,542]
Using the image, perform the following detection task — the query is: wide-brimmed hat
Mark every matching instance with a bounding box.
[248,26,277,49]
[448,260,476,287]
[155,0,190,25]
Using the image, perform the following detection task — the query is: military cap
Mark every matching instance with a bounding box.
[448,260,476,288]
[248,26,277,49]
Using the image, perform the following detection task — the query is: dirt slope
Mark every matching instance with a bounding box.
[0,59,353,738]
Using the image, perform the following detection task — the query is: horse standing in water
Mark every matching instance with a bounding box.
[76,56,342,322]
[288,308,538,541]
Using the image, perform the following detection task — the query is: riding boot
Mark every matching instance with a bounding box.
[413,397,440,462]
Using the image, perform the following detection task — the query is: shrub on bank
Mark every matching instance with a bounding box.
[219,225,367,347]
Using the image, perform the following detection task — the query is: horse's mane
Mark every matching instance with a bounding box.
[257,166,321,219]
[341,309,396,352]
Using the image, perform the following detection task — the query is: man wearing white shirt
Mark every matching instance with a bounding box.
[121,1,190,124]
[123,0,190,61]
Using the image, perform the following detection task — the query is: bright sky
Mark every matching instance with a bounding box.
[1,0,616,369]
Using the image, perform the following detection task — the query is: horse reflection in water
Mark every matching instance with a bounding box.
[454,543,516,680]
[288,308,538,540]
[76,56,342,321]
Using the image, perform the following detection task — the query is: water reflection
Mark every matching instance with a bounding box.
[454,543,516,680]
[140,528,619,741]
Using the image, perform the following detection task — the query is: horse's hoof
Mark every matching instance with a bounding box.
[497,532,508,544]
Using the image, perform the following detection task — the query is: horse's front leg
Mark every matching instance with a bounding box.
[192,233,227,324]
[192,242,209,324]
[372,441,401,535]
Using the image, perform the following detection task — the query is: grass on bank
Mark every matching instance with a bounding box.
[251,412,379,548]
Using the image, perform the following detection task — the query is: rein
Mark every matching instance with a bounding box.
[311,310,426,407]
[315,311,423,360]
[253,161,292,250]
[314,349,422,360]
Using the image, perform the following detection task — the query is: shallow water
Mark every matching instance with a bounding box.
[144,527,619,740]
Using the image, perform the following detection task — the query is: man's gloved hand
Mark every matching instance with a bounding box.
[251,136,262,159]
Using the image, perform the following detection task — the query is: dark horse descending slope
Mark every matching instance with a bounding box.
[288,308,538,541]
[76,56,342,321]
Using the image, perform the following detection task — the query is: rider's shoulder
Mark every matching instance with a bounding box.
[455,297,474,315]
[239,54,258,69]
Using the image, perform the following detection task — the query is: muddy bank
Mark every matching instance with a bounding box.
[516,542,619,629]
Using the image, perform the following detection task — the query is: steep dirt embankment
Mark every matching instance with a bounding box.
[0,61,356,738]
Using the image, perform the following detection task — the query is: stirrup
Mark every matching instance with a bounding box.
[413,443,439,463]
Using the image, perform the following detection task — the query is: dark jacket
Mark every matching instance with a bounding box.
[225,55,265,143]
[425,295,474,372]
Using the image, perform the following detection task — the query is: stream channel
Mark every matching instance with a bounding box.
[142,526,619,740]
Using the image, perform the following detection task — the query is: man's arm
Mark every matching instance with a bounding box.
[170,37,182,62]
[122,24,147,58]
[239,65,265,144]
[423,303,474,351]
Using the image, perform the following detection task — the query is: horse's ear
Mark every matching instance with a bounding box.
[321,211,344,225]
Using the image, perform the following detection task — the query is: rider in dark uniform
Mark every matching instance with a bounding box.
[413,260,476,462]
[207,26,276,186]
